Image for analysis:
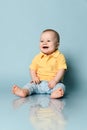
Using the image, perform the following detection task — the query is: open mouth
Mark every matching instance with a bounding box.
[42,46,49,49]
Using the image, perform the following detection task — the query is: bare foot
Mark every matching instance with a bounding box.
[12,85,29,98]
[50,88,64,99]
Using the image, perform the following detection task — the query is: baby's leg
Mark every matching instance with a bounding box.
[12,85,29,98]
[50,88,64,99]
[50,83,65,99]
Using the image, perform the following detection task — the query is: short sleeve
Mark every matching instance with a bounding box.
[29,54,40,70]
[57,54,67,69]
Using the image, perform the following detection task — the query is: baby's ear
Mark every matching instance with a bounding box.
[56,42,59,48]
[58,42,60,46]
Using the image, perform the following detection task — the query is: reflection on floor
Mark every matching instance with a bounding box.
[13,95,66,130]
[0,86,87,130]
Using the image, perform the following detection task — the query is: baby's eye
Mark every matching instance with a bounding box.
[47,40,51,42]
[40,40,43,42]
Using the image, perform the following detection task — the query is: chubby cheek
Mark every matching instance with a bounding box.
[39,44,42,49]
[49,45,56,51]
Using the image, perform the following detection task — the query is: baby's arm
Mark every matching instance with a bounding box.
[48,69,65,88]
[30,69,40,84]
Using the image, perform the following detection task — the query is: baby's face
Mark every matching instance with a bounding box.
[40,31,58,55]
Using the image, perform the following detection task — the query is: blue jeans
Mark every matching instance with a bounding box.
[23,81,65,95]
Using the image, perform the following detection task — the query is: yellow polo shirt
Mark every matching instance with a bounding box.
[30,50,67,81]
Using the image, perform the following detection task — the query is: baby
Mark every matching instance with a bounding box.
[12,29,67,98]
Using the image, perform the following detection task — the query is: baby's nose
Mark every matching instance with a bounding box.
[43,41,47,45]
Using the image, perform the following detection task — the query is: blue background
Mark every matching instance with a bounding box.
[0,1,87,130]
[0,0,87,91]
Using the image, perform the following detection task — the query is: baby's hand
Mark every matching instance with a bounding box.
[31,77,40,84]
[48,80,57,89]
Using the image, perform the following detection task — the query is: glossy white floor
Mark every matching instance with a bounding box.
[1,82,87,130]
